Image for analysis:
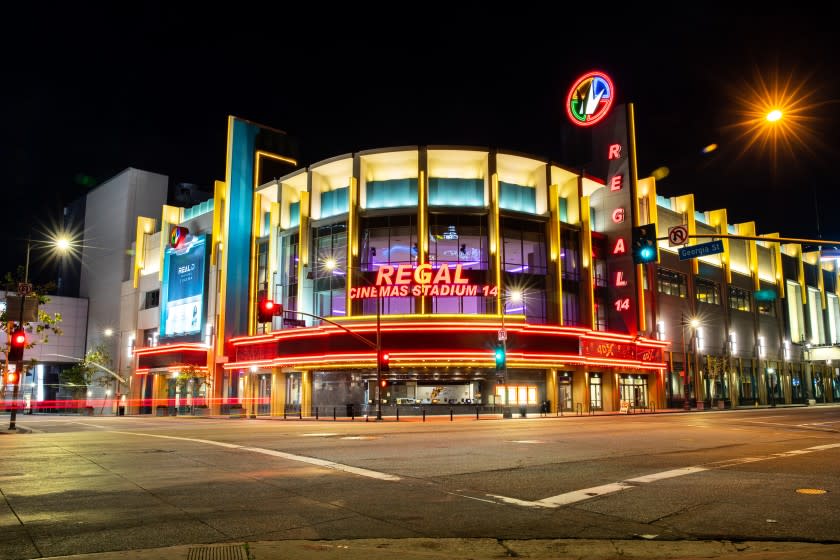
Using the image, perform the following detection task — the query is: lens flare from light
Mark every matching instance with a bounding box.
[701,143,718,154]
[766,109,783,122]
[651,166,670,181]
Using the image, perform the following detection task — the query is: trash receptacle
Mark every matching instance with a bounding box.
[519,405,528,417]
[118,406,125,416]
[346,404,354,417]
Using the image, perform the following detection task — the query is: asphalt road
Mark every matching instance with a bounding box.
[1,406,839,559]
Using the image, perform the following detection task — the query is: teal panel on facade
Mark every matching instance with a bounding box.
[289,202,300,228]
[656,195,672,209]
[184,198,214,221]
[559,197,568,222]
[499,181,537,213]
[321,187,349,218]
[367,178,418,208]
[224,118,260,339]
[695,210,706,224]
[429,178,484,206]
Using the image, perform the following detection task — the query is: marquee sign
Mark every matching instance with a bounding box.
[566,71,615,127]
[581,339,663,363]
[349,263,498,299]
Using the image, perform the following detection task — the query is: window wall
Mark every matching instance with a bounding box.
[786,281,805,343]
[657,268,687,298]
[312,222,347,317]
[360,214,417,315]
[428,213,490,315]
[501,217,547,324]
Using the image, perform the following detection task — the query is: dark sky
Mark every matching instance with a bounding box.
[4,6,840,286]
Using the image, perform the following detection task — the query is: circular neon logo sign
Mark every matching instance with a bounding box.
[566,71,615,127]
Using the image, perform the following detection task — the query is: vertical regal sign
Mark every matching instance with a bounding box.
[589,106,637,333]
[567,71,637,334]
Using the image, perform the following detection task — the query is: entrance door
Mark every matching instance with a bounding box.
[558,383,572,411]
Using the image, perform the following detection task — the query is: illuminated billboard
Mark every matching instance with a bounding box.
[160,233,209,338]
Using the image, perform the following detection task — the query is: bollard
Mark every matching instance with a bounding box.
[333,407,336,421]
[422,409,426,422]
[283,408,287,420]
[299,408,303,420]
[450,407,454,421]
[476,406,479,420]
[315,407,319,420]
[366,413,369,422]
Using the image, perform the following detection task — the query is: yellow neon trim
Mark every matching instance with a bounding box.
[708,209,731,284]
[548,183,563,323]
[346,176,357,317]
[580,194,595,329]
[418,169,428,314]
[817,249,827,309]
[159,205,183,282]
[627,104,644,333]
[133,216,156,289]
[762,233,785,298]
[216,116,236,357]
[248,190,263,335]
[297,191,311,309]
[490,172,502,315]
[255,150,298,187]
[736,222,760,291]
[211,180,226,267]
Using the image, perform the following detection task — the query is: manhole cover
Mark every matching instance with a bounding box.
[796,488,827,495]
[187,544,248,560]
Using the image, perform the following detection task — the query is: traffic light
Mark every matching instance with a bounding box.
[380,378,388,388]
[5,369,19,385]
[8,327,26,362]
[378,351,390,372]
[257,299,282,323]
[631,224,658,264]
[494,343,506,371]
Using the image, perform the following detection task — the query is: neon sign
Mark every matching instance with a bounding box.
[566,71,615,127]
[349,264,498,299]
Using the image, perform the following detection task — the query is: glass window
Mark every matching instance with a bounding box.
[807,287,825,344]
[829,294,840,344]
[757,298,775,316]
[695,278,720,305]
[360,215,417,315]
[561,229,580,281]
[312,223,347,317]
[657,268,688,298]
[787,281,805,343]
[279,233,299,318]
[500,217,548,324]
[728,286,752,312]
[143,289,160,310]
[429,213,490,315]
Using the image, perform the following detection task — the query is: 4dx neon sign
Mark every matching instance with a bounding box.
[566,71,615,127]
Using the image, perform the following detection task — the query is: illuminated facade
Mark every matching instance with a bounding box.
[124,114,840,417]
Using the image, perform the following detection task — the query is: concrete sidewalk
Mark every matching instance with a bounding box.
[36,538,840,560]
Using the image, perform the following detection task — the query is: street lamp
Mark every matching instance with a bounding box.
[323,258,383,420]
[498,289,522,418]
[679,313,700,410]
[7,233,72,429]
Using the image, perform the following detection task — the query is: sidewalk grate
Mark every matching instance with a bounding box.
[187,544,248,560]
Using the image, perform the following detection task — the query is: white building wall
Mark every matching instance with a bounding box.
[79,168,168,370]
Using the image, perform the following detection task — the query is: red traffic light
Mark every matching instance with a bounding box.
[257,299,283,323]
[378,351,390,372]
[11,328,26,347]
[380,378,388,388]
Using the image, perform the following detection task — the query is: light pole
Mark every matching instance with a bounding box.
[317,258,383,420]
[679,313,700,411]
[8,237,32,430]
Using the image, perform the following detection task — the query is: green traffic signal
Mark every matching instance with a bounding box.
[494,344,506,371]
[632,224,658,264]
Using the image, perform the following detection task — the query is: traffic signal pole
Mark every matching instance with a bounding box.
[9,238,31,430]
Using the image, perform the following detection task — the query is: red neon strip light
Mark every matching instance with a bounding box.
[134,343,210,356]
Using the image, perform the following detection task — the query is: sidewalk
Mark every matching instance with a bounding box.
[36,538,840,560]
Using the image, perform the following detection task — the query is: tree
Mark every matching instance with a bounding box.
[59,343,114,400]
[175,365,209,410]
[1,273,63,398]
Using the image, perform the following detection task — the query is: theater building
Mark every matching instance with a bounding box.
[124,113,840,417]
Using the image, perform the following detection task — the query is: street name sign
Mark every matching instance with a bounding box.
[678,240,724,261]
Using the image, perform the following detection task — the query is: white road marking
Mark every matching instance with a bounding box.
[508,440,544,444]
[342,436,378,440]
[626,467,708,483]
[114,431,400,481]
[301,433,339,437]
[488,442,840,509]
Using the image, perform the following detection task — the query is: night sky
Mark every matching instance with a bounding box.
[4,6,840,286]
